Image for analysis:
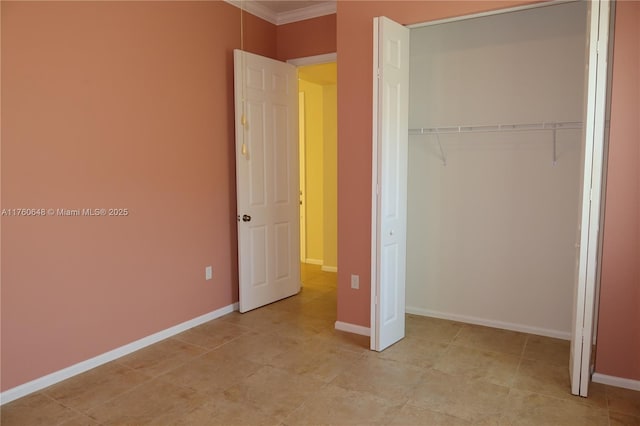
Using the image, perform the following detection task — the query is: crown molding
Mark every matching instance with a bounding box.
[224,0,277,24]
[276,2,336,25]
[224,0,336,26]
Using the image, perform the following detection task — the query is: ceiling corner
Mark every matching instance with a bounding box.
[224,0,278,25]
[276,2,337,25]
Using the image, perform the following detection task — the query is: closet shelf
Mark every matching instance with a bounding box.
[409,121,583,135]
[409,121,583,166]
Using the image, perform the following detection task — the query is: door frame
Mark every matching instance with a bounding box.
[298,91,307,263]
[371,1,613,397]
[287,53,338,269]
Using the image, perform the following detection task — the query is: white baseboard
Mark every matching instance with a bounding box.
[0,302,238,405]
[304,259,323,266]
[592,373,640,391]
[405,306,571,340]
[335,321,371,336]
[321,265,338,273]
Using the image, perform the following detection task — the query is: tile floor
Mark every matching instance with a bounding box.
[2,264,639,425]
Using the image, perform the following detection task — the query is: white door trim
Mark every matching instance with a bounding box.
[287,53,337,67]
[370,17,381,352]
[299,92,307,262]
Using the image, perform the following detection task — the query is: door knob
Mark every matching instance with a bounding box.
[242,214,252,222]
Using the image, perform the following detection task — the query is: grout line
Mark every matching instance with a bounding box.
[520,334,530,358]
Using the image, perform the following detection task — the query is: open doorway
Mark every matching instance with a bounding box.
[297,61,337,285]
[233,50,339,318]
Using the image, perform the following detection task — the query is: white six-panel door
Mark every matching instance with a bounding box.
[371,17,410,351]
[234,49,300,313]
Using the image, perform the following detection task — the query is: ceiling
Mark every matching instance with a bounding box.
[254,1,333,14]
[228,0,336,25]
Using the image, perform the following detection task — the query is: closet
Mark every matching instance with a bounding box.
[405,2,588,339]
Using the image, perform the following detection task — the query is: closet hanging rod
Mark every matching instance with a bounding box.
[409,121,583,135]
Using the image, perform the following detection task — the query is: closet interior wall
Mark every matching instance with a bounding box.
[406,2,588,338]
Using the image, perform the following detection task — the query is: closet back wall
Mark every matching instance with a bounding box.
[406,2,587,338]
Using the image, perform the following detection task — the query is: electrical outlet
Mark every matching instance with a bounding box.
[205,266,213,280]
[350,274,359,289]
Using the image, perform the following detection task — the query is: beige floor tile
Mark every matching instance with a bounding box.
[374,335,449,370]
[116,337,207,377]
[300,265,337,288]
[331,356,426,403]
[606,385,640,417]
[406,314,464,343]
[173,320,251,349]
[219,307,292,332]
[158,348,262,394]
[147,403,216,426]
[501,389,609,426]
[522,334,570,366]
[313,328,372,354]
[282,383,402,425]
[268,338,363,383]
[42,362,149,413]
[586,381,609,409]
[410,369,510,422]
[0,393,78,426]
[303,270,337,285]
[263,292,313,314]
[267,311,334,340]
[201,393,282,426]
[609,411,640,426]
[59,414,103,425]
[382,402,471,425]
[213,330,305,365]
[87,378,208,425]
[453,324,527,356]
[299,301,337,321]
[513,358,606,407]
[434,345,520,387]
[221,365,325,422]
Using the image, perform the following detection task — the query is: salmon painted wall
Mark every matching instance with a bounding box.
[277,14,336,61]
[336,0,540,327]
[595,1,640,381]
[1,1,276,392]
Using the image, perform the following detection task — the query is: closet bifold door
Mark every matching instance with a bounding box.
[371,16,410,352]
[569,0,613,398]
